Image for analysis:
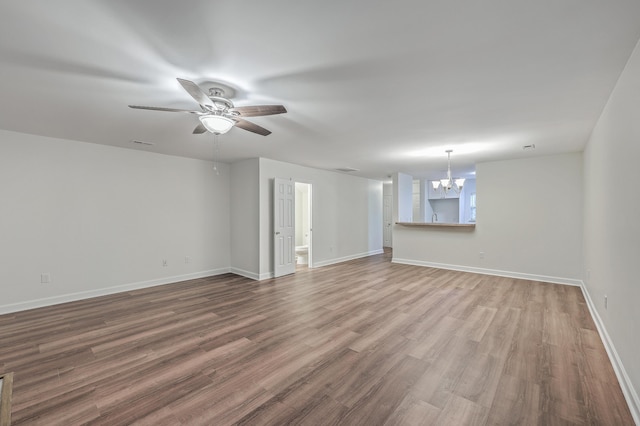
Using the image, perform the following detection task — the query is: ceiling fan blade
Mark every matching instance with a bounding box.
[129,105,200,114]
[192,123,207,134]
[230,105,287,117]
[234,118,271,136]
[177,78,214,109]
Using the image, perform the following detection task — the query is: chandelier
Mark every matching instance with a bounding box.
[431,150,465,197]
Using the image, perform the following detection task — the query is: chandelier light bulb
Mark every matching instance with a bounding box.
[432,150,465,197]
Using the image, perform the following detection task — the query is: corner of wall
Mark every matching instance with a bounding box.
[579,281,640,424]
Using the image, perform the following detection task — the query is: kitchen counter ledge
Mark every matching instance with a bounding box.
[395,222,476,228]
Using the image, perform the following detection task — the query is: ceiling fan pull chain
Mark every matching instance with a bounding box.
[212,134,219,175]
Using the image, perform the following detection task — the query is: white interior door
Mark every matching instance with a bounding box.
[383,195,392,247]
[274,178,296,277]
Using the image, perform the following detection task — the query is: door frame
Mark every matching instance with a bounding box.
[295,181,313,268]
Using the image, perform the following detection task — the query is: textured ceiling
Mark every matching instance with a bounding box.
[1,0,639,180]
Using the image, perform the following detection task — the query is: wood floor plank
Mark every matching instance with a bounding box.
[435,393,489,425]
[383,394,441,426]
[485,374,540,425]
[452,352,503,408]
[0,250,634,425]
[454,305,498,342]
[339,355,428,426]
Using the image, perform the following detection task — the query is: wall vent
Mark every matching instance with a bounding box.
[522,144,536,151]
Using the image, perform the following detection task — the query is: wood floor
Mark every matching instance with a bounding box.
[0,251,633,425]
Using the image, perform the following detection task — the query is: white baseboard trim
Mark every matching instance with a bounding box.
[579,281,640,425]
[229,267,261,281]
[0,268,231,315]
[254,249,386,280]
[258,272,275,281]
[391,258,582,287]
[313,249,385,269]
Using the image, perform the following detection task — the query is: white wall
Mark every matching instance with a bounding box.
[0,134,385,311]
[429,198,458,224]
[0,130,230,313]
[459,178,476,223]
[393,153,583,284]
[258,158,383,277]
[583,38,640,421]
[230,158,260,279]
[395,172,413,222]
[383,182,393,198]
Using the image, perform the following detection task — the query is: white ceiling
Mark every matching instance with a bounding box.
[1,1,639,181]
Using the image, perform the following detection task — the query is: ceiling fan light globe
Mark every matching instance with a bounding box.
[199,115,235,134]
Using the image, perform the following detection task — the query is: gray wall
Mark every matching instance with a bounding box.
[393,152,583,284]
[0,129,231,313]
[394,172,414,223]
[258,158,383,278]
[0,133,385,313]
[583,38,640,420]
[230,158,260,278]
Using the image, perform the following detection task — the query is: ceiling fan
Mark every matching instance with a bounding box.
[129,78,286,136]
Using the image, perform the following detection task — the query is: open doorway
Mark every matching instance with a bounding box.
[295,182,312,269]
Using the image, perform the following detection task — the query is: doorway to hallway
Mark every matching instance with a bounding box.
[295,182,312,269]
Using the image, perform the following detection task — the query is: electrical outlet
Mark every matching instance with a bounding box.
[479,252,485,259]
[185,256,191,264]
[162,259,168,267]
[604,295,608,310]
[41,273,51,284]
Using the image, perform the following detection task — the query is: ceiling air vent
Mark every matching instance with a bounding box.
[131,140,155,146]
[335,167,360,172]
[522,144,536,151]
